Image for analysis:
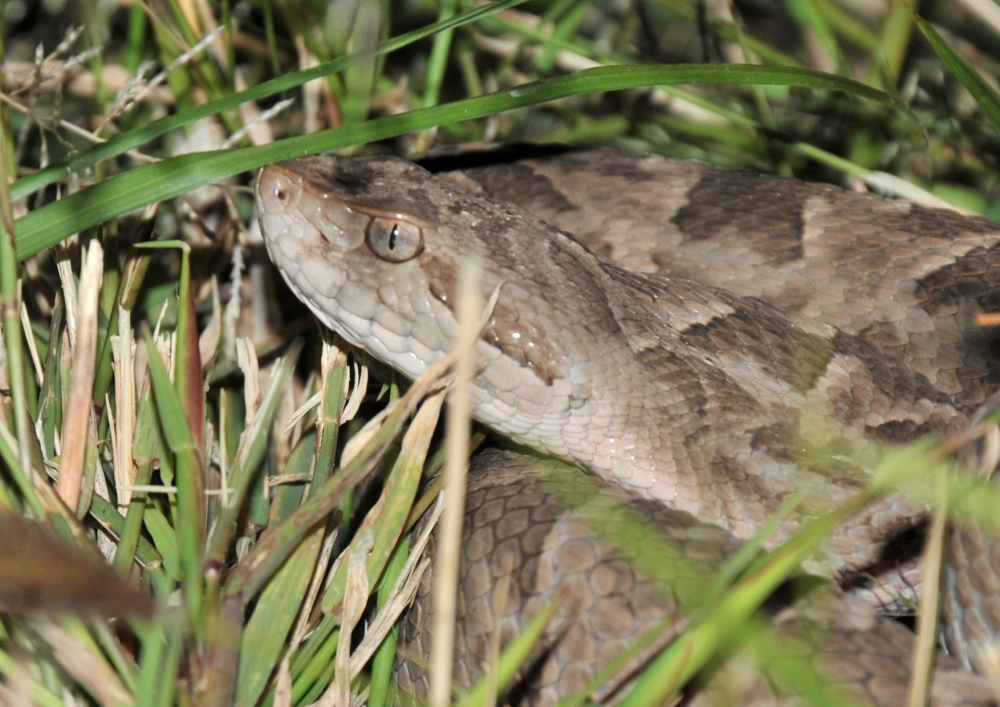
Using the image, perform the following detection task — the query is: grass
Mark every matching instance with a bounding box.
[3,1,1000,706]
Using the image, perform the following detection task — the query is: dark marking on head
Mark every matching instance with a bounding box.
[463,164,576,214]
[418,251,561,386]
[544,150,658,181]
[419,251,458,309]
[416,143,572,173]
[333,169,371,193]
[281,155,442,227]
[283,156,378,195]
[320,158,377,193]
[482,301,562,385]
[673,170,806,264]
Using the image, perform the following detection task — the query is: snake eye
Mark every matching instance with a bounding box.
[365,217,424,262]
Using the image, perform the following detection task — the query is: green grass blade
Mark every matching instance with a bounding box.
[236,527,326,707]
[320,393,443,615]
[369,538,410,707]
[618,485,875,707]
[14,63,914,261]
[204,342,303,572]
[916,15,1000,132]
[457,600,560,707]
[9,0,530,202]
[142,324,205,622]
[134,619,183,707]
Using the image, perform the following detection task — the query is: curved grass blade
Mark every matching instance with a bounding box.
[9,0,530,202]
[15,63,915,260]
[916,15,1000,132]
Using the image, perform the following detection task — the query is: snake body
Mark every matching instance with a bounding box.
[254,148,1000,705]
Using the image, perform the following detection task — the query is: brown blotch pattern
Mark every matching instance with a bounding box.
[673,170,807,264]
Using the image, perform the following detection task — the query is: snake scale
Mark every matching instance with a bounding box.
[254,146,1000,706]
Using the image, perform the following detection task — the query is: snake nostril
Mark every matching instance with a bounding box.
[257,169,303,212]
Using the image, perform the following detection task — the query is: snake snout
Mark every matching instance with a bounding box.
[256,165,303,214]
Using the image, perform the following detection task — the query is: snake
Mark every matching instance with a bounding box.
[254,146,1000,706]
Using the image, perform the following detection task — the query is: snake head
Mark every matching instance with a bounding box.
[255,153,578,385]
[255,156,464,381]
[255,153,681,506]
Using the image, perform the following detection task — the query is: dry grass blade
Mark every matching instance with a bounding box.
[55,241,102,513]
[329,533,373,707]
[322,387,446,616]
[33,621,134,706]
[907,472,948,707]
[430,259,485,707]
[111,305,137,511]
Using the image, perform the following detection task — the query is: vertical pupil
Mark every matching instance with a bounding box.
[388,223,398,250]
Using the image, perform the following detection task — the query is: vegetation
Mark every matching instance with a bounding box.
[3,1,1000,706]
